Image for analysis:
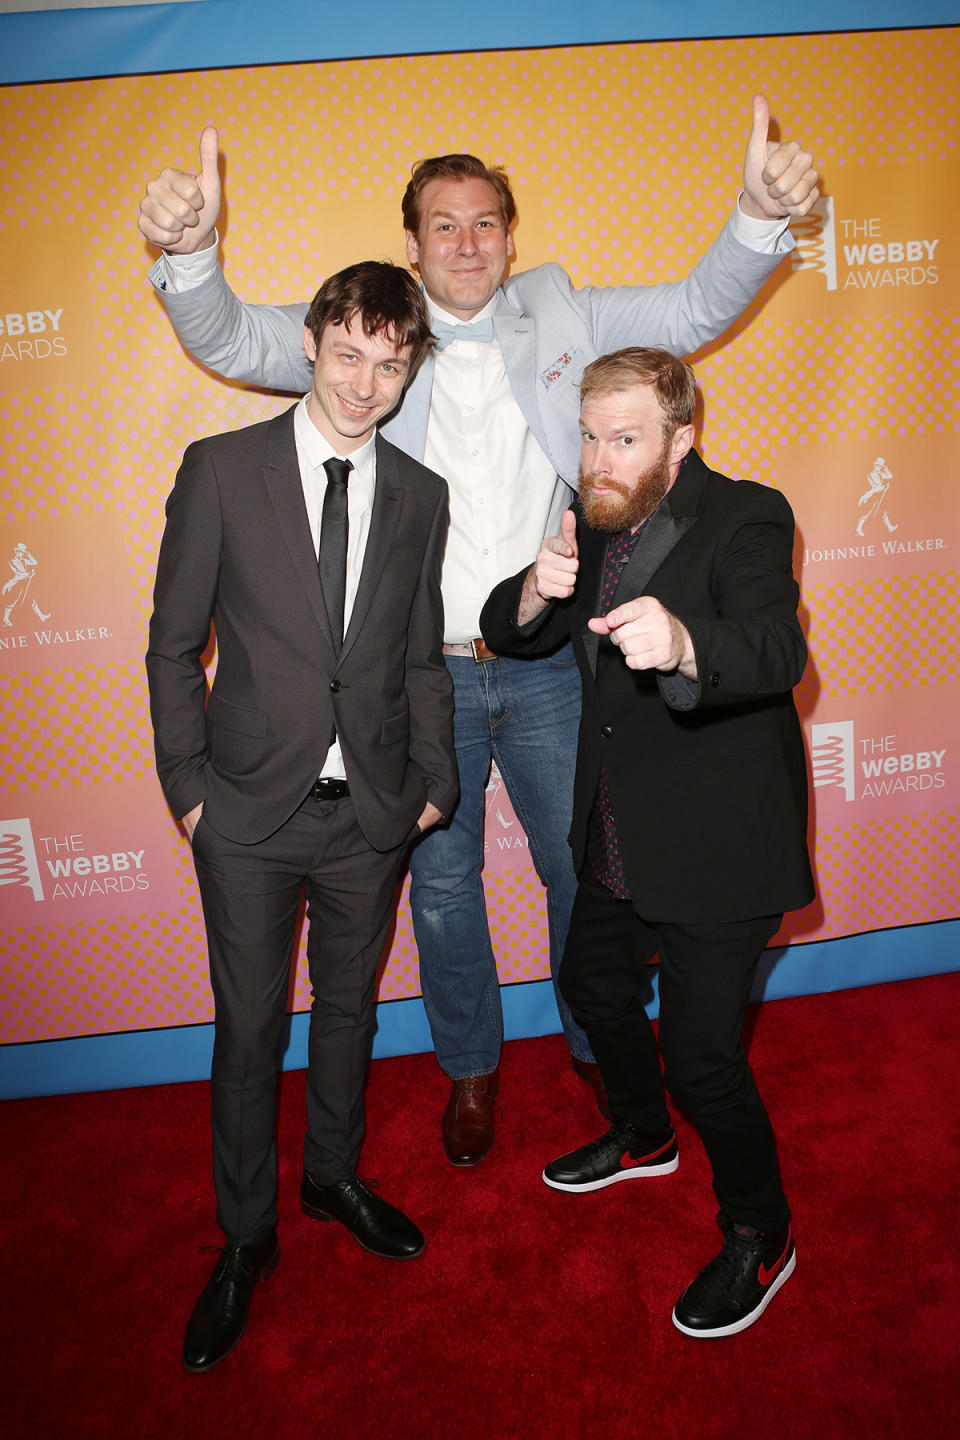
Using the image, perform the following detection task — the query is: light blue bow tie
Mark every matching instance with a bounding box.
[432,316,495,350]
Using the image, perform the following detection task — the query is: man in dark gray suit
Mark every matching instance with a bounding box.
[147,261,458,1372]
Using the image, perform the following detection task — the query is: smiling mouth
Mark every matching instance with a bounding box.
[338,396,374,418]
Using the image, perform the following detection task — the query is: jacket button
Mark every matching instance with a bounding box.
[329,680,341,693]
[601,724,613,738]
[709,671,720,688]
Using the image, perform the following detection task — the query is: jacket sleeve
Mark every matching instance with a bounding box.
[145,442,222,819]
[568,211,787,360]
[672,485,807,710]
[479,566,572,658]
[149,255,313,393]
[402,486,459,820]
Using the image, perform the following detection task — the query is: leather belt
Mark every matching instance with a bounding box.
[442,637,498,662]
[310,777,350,801]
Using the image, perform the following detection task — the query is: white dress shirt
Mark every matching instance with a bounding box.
[422,294,564,643]
[293,395,376,779]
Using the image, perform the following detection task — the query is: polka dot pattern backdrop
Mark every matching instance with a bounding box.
[804,575,960,696]
[1,30,956,1044]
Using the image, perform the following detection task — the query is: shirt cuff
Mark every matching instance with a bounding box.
[731,196,789,254]
[657,669,701,711]
[155,233,220,293]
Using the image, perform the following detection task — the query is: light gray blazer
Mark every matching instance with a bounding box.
[149,212,790,491]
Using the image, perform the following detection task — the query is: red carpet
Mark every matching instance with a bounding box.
[4,970,960,1438]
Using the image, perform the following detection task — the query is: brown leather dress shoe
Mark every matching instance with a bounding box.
[571,1058,612,1120]
[441,1069,499,1166]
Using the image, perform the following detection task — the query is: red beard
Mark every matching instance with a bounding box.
[579,446,673,532]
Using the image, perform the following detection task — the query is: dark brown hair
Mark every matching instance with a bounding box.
[304,261,434,369]
[401,154,517,236]
[579,348,697,434]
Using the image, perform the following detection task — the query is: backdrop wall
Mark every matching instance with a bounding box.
[1,5,957,1098]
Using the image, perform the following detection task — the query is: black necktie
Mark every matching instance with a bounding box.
[319,457,352,648]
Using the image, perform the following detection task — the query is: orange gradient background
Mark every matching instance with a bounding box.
[1,28,957,1044]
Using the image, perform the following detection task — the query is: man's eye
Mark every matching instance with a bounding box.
[619,436,635,446]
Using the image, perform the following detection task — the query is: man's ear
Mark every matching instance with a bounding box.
[303,325,317,362]
[670,424,695,465]
[405,229,420,269]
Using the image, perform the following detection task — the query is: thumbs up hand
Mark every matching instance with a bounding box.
[741,94,820,221]
[137,126,222,254]
[535,509,580,602]
[516,510,580,626]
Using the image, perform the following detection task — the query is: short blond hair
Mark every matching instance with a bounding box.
[579,348,697,434]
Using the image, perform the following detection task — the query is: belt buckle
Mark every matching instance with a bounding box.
[311,777,348,801]
[470,637,496,662]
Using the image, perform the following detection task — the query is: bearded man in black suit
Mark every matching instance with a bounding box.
[480,346,814,1339]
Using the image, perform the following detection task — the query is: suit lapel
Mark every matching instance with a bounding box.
[262,406,338,652]
[612,453,707,605]
[339,434,403,663]
[382,354,433,462]
[612,508,695,605]
[493,290,554,463]
[574,510,608,680]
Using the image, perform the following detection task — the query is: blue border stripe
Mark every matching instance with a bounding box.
[2,3,958,85]
[2,921,956,1099]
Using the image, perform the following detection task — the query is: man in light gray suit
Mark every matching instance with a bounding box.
[147,261,458,1372]
[138,97,819,1168]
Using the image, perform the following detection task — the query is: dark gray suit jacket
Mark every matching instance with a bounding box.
[481,450,814,923]
[147,405,458,852]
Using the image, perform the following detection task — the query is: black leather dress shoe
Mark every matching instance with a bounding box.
[301,1173,425,1259]
[182,1229,279,1373]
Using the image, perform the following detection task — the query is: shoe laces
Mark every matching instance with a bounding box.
[452,1077,501,1120]
[330,1176,380,1213]
[210,1245,255,1282]
[583,1123,633,1157]
[699,1222,764,1290]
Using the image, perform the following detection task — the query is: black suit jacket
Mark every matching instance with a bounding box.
[147,406,458,852]
[481,450,814,923]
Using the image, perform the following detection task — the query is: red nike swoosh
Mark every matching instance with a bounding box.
[621,1136,674,1170]
[758,1230,792,1286]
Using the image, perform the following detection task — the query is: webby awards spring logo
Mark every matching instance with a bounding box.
[811,721,947,805]
[791,197,940,294]
[0,818,45,902]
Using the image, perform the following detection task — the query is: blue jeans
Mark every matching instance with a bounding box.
[407,643,593,1078]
